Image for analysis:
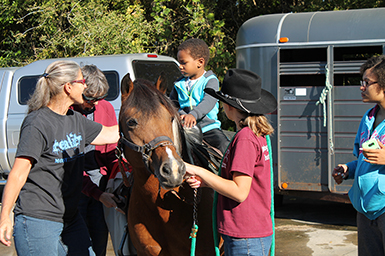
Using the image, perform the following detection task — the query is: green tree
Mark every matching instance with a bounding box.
[2,0,385,77]
[0,0,46,66]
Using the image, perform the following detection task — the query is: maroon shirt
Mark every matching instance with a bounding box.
[217,127,273,238]
[71,100,118,200]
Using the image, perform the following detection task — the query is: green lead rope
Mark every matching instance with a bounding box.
[189,224,198,256]
[212,133,275,256]
[266,134,275,256]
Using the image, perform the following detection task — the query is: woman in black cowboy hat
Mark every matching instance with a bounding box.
[185,68,277,256]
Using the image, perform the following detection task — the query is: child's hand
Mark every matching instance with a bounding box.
[181,114,197,128]
[185,176,202,189]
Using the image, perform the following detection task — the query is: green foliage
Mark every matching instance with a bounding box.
[34,3,157,58]
[2,0,385,130]
[0,0,232,77]
[4,0,384,72]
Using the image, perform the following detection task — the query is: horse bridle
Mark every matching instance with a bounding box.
[118,132,175,175]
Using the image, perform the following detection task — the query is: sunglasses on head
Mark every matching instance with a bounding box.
[82,93,108,103]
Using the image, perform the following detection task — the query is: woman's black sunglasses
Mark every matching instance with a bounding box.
[82,93,108,103]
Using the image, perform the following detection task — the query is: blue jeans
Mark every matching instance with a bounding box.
[78,193,109,256]
[14,214,66,256]
[222,234,272,256]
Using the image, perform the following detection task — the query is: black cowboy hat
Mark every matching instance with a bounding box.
[205,69,277,115]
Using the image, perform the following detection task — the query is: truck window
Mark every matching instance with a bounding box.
[103,71,119,101]
[18,71,120,105]
[18,76,39,105]
[132,60,181,95]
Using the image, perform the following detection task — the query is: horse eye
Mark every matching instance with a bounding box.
[126,118,138,128]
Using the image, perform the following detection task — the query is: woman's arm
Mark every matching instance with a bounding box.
[185,162,252,203]
[91,125,119,145]
[0,157,33,246]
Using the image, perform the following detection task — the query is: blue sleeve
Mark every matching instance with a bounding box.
[346,160,358,179]
[347,110,369,179]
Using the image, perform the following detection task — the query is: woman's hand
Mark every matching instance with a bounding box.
[99,192,125,214]
[184,162,203,188]
[185,176,202,189]
[0,156,33,247]
[332,164,348,184]
[362,140,385,165]
[0,216,13,246]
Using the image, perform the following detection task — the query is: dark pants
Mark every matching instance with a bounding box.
[78,194,109,256]
[61,212,95,256]
[203,128,230,154]
[357,211,385,256]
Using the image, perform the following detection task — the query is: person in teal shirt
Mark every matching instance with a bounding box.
[333,55,385,256]
[170,38,229,154]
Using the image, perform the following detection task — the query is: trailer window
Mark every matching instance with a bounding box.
[334,46,383,61]
[280,48,327,62]
[132,60,181,95]
[334,74,361,86]
[18,71,120,105]
[333,46,383,86]
[280,74,326,87]
[279,48,327,87]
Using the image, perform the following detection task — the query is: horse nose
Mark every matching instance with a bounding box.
[161,162,172,176]
[160,159,185,178]
[159,159,185,188]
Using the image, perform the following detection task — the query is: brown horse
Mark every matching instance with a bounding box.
[118,73,218,256]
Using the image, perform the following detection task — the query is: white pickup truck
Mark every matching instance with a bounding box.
[0,53,181,184]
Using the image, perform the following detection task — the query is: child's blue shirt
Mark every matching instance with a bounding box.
[170,70,221,133]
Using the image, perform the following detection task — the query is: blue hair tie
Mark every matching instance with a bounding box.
[42,73,49,78]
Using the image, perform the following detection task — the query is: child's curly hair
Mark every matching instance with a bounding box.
[178,38,210,67]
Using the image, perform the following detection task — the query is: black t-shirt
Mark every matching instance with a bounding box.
[14,107,102,222]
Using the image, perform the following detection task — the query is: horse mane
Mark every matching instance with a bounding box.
[121,78,190,159]
[121,78,178,118]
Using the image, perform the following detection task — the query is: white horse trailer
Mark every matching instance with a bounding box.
[236,8,385,203]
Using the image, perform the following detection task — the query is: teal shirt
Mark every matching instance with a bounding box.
[346,105,385,220]
[171,71,221,133]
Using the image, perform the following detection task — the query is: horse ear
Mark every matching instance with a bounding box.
[155,72,168,95]
[121,73,134,99]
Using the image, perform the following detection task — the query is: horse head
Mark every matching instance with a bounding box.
[119,73,186,189]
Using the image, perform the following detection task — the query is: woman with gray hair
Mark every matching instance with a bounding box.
[74,64,130,256]
[0,60,119,256]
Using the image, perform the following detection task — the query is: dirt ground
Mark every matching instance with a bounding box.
[0,195,358,256]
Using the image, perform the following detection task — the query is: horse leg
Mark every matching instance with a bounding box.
[130,223,162,256]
